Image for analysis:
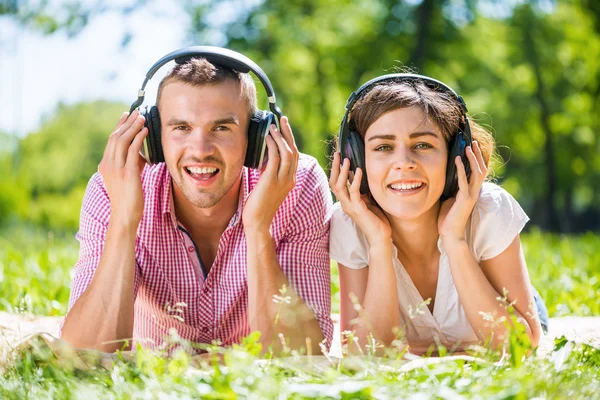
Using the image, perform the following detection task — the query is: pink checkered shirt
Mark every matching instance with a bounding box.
[63,154,333,352]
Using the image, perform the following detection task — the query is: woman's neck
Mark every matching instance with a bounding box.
[387,202,441,267]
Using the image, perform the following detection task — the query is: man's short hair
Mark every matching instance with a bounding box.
[156,58,258,118]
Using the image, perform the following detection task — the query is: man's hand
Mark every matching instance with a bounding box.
[242,116,299,233]
[98,110,148,227]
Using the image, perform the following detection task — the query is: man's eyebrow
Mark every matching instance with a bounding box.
[213,116,239,126]
[164,117,240,126]
[165,118,192,126]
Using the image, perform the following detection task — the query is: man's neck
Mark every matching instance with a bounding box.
[172,178,242,238]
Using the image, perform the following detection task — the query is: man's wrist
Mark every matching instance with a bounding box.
[109,212,141,235]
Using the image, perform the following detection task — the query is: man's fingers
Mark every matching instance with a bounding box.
[114,112,129,131]
[126,127,149,169]
[269,124,292,178]
[279,116,297,150]
[263,135,280,179]
[115,115,146,166]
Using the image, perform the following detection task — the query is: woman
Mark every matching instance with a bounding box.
[329,74,547,355]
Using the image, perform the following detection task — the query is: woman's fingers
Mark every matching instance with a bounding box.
[329,152,341,190]
[456,155,469,193]
[473,141,487,174]
[334,157,352,203]
[348,167,363,203]
[465,144,482,178]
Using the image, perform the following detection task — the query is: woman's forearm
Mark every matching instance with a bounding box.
[443,239,539,349]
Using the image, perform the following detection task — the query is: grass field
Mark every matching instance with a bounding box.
[1,227,599,398]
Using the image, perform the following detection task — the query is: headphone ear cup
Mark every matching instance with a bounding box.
[347,131,370,195]
[146,106,164,164]
[246,110,272,169]
[442,131,467,200]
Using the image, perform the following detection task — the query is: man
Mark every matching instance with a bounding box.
[60,57,333,355]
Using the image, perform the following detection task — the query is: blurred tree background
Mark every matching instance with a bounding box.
[1,0,599,232]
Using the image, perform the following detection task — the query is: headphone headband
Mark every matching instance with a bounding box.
[344,73,468,114]
[129,46,282,119]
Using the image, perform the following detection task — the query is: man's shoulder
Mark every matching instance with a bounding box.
[296,153,328,187]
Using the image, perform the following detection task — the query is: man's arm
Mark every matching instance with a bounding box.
[61,111,148,352]
[243,117,331,356]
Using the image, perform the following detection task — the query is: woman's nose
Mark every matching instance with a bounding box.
[393,147,417,170]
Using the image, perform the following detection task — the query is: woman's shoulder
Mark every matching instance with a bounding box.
[330,202,370,269]
[473,182,525,218]
[468,182,530,261]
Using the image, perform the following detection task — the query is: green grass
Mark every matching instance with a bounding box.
[1,228,599,398]
[1,227,599,317]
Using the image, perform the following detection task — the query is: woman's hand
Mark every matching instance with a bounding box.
[438,140,487,244]
[330,152,391,244]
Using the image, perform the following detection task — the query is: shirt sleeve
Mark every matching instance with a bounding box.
[59,172,142,336]
[276,155,334,352]
[329,202,370,269]
[470,182,530,261]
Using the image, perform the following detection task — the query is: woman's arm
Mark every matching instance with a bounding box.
[338,245,402,354]
[444,234,541,349]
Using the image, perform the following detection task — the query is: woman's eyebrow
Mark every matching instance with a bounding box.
[367,134,396,142]
[409,131,440,140]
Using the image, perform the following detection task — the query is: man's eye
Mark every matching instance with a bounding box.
[214,125,230,132]
[174,125,188,131]
[415,143,433,149]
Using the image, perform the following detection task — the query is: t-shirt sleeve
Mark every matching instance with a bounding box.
[329,202,370,269]
[470,183,530,261]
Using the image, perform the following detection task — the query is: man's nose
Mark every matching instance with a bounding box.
[188,130,215,156]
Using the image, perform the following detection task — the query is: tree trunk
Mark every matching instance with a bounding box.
[521,9,562,232]
[409,0,435,71]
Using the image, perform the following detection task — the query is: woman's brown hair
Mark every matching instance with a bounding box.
[348,79,495,173]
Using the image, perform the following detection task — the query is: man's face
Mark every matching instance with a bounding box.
[159,79,249,209]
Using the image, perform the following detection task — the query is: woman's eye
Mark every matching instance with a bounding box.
[375,144,392,151]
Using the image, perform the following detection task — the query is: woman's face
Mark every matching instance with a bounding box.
[364,106,448,220]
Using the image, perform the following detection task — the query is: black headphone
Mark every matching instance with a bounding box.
[129,46,282,169]
[337,73,472,200]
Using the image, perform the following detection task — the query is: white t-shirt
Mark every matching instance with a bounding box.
[329,182,530,352]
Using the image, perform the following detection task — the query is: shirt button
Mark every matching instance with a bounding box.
[202,327,210,333]
[188,246,194,252]
[202,286,209,294]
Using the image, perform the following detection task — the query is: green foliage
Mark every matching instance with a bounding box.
[7,101,127,230]
[522,229,600,316]
[189,0,600,232]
